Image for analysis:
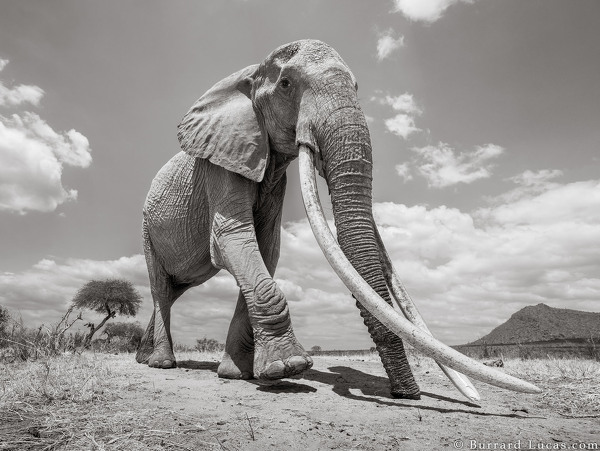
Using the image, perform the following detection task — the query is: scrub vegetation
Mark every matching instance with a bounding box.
[1,346,598,449]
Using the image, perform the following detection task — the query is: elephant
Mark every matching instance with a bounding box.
[136,39,541,401]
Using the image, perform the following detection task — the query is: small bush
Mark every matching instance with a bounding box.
[0,304,9,337]
[101,321,144,353]
[173,342,196,352]
[0,307,85,362]
[518,343,534,360]
[90,335,141,354]
[195,337,225,353]
[586,335,600,361]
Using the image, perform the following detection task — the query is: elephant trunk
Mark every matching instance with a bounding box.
[316,105,421,398]
[298,95,542,396]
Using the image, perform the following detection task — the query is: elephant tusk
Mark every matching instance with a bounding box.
[298,145,542,395]
[374,227,481,404]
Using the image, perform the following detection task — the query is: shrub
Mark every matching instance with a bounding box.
[0,306,85,362]
[195,337,225,353]
[0,304,9,339]
[103,322,144,349]
[586,334,600,361]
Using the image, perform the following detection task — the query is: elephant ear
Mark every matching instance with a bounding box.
[177,64,269,182]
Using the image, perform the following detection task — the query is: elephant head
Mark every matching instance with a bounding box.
[176,40,541,399]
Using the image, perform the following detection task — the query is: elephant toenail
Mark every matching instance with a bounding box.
[287,356,310,371]
[264,360,286,379]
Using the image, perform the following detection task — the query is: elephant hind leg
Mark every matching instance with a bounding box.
[136,310,155,364]
[140,219,180,369]
[217,291,254,379]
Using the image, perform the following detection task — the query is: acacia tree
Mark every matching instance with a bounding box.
[71,279,142,347]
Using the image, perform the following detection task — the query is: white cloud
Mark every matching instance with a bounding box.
[384,113,421,139]
[510,169,563,187]
[372,91,422,140]
[486,169,564,205]
[0,253,243,345]
[479,179,600,226]
[392,0,474,23]
[374,177,600,343]
[3,176,600,348]
[411,142,504,188]
[0,113,92,213]
[0,60,44,107]
[372,92,422,115]
[395,162,413,182]
[0,60,92,214]
[0,255,149,328]
[376,29,405,61]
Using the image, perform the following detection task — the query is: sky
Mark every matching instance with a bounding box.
[1,0,599,349]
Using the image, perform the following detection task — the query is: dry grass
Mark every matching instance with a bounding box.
[412,354,600,416]
[504,358,600,417]
[1,351,599,449]
[0,404,222,450]
[0,352,226,450]
[337,349,600,416]
[295,349,600,416]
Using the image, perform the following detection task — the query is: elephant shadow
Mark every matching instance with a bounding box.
[173,360,528,418]
[307,365,475,405]
[175,359,318,393]
[252,380,318,394]
[175,359,460,404]
[300,366,537,418]
[177,360,220,371]
[303,365,393,398]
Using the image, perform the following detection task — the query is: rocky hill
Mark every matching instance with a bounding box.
[465,303,600,346]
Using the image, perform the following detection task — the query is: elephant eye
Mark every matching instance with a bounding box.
[279,78,291,89]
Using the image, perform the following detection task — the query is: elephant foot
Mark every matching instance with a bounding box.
[217,352,254,380]
[135,343,153,364]
[147,349,177,369]
[253,334,313,380]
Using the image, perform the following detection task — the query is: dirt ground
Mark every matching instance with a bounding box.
[93,354,599,450]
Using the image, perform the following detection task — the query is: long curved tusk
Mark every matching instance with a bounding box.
[374,227,481,404]
[298,145,542,395]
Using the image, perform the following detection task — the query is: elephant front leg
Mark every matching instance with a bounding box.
[248,277,313,379]
[212,213,312,380]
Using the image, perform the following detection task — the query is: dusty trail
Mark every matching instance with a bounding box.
[112,355,598,450]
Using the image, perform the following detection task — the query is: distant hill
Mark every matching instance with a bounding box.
[465,303,600,346]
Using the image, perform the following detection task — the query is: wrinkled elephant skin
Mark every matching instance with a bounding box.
[136,39,542,400]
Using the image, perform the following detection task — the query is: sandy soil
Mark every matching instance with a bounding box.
[102,354,599,450]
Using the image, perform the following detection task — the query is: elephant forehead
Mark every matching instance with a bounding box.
[269,40,345,67]
[265,40,356,88]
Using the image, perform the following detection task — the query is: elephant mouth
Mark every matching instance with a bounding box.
[311,147,326,179]
[298,144,542,397]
